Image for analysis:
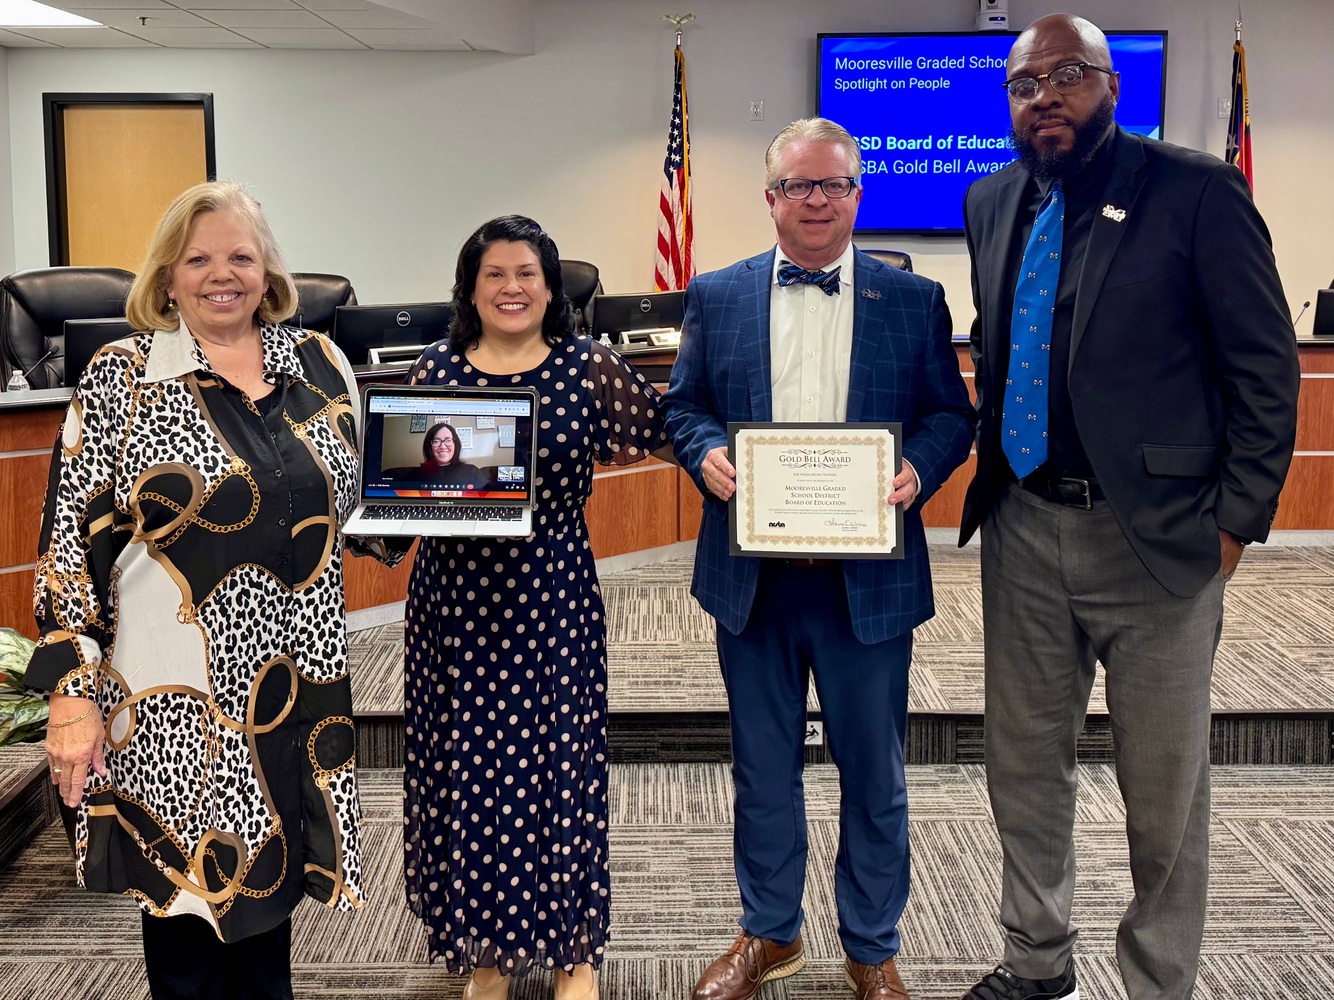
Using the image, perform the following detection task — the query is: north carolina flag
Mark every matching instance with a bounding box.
[1225,32,1253,190]
[654,45,694,291]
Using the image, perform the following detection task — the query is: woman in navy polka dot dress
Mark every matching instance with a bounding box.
[403,217,668,1000]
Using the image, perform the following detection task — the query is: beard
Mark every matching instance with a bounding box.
[1009,94,1117,179]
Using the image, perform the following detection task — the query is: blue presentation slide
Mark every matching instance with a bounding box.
[818,33,1166,233]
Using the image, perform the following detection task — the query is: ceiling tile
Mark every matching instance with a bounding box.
[316,8,438,30]
[296,0,375,9]
[344,28,468,50]
[113,26,260,45]
[199,9,325,28]
[233,26,363,47]
[66,8,216,29]
[2,26,154,46]
[0,28,58,46]
[38,0,175,8]
[178,0,299,9]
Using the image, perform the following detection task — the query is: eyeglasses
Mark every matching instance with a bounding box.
[772,176,858,201]
[1003,62,1115,104]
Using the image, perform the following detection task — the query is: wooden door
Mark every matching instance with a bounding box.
[44,94,216,269]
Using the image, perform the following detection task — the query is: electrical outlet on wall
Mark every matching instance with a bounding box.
[749,100,764,121]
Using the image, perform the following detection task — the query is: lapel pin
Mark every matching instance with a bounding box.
[860,288,882,300]
[1101,204,1127,222]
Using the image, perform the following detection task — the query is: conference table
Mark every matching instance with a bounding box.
[3,340,1331,638]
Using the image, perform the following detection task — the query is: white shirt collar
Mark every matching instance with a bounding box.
[142,319,305,384]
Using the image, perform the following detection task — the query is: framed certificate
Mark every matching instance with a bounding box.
[728,422,903,559]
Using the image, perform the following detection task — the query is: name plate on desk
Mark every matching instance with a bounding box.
[728,422,903,559]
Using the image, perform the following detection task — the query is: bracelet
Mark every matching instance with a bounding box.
[47,705,95,729]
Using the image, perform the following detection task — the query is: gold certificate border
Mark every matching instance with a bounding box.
[741,432,889,548]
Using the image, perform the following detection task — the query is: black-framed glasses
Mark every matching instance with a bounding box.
[1003,62,1115,104]
[773,176,858,201]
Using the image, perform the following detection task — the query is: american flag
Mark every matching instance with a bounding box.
[654,45,694,291]
[1225,26,1253,190]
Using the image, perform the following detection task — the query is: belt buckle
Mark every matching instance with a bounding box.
[1056,476,1093,510]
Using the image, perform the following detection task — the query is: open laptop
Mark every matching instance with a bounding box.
[63,318,135,386]
[344,383,538,537]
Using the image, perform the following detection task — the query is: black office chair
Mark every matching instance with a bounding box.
[560,260,602,335]
[290,272,357,335]
[1,266,136,389]
[862,249,914,273]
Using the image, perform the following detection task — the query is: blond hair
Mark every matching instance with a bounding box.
[125,180,298,332]
[764,118,863,189]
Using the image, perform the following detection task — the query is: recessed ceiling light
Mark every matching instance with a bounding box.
[0,1,102,27]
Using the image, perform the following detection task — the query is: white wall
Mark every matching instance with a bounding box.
[0,47,12,278]
[5,0,1332,331]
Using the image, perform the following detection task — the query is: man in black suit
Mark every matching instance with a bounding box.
[958,14,1299,1000]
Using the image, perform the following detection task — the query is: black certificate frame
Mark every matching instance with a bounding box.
[727,421,905,560]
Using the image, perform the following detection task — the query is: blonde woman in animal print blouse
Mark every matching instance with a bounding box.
[29,181,391,1000]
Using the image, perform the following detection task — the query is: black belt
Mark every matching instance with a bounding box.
[779,557,839,567]
[1019,473,1105,509]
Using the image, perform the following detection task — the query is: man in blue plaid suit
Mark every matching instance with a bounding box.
[664,118,975,1000]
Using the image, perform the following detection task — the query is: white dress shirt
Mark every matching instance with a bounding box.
[769,243,855,423]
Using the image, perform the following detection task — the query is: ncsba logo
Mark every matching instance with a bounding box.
[768,521,786,528]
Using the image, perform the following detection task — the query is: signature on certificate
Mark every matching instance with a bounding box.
[824,517,866,531]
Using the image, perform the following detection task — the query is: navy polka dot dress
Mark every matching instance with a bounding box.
[402,335,666,975]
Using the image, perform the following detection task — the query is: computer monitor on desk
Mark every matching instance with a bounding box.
[63,318,135,387]
[1313,289,1334,338]
[333,302,452,365]
[592,291,684,352]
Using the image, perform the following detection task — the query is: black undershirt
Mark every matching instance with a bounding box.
[1002,130,1116,480]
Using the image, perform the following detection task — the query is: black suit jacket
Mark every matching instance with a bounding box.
[960,127,1300,597]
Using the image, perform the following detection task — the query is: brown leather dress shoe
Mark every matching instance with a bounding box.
[691,931,806,1000]
[845,957,909,999]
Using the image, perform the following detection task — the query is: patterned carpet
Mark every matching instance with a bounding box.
[350,544,1334,716]
[2,762,1332,998]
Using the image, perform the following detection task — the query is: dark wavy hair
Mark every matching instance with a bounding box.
[448,215,576,352]
[422,421,463,465]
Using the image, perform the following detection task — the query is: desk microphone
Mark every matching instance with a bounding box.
[5,346,57,390]
[1293,300,1311,329]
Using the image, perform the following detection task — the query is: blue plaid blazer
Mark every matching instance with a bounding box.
[663,247,975,644]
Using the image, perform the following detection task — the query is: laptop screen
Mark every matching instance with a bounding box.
[361,387,537,502]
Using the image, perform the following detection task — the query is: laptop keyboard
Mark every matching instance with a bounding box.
[362,504,524,522]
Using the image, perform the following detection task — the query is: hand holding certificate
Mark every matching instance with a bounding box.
[728,422,904,559]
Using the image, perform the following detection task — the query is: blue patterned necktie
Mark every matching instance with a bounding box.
[1002,181,1064,479]
[777,261,842,296]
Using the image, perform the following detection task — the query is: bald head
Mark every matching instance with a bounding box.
[1009,13,1112,77]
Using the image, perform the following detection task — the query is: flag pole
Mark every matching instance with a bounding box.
[654,13,697,292]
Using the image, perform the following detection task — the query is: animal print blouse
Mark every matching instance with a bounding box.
[28,321,373,942]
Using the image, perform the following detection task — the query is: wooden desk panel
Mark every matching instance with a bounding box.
[1273,456,1334,530]
[0,568,36,640]
[0,406,62,454]
[921,453,976,529]
[1296,375,1333,451]
[0,454,50,567]
[586,461,680,559]
[1298,344,1334,374]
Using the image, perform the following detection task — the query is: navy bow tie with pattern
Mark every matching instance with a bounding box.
[1002,181,1063,479]
[777,262,842,296]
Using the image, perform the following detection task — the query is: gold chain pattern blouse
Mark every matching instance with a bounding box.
[28,322,370,942]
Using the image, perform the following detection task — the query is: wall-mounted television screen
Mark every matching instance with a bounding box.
[817,31,1167,234]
